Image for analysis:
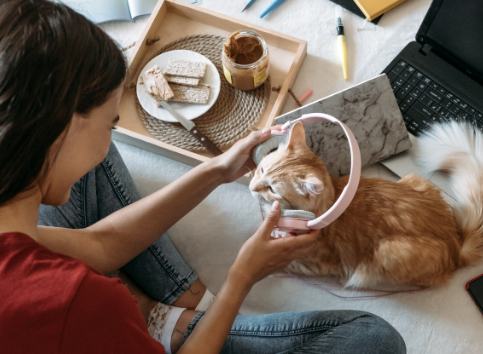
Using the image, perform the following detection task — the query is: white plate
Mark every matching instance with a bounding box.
[136,50,220,123]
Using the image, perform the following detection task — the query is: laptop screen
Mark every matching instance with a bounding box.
[420,0,483,81]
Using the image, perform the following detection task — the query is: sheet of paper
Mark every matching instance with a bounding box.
[127,0,158,19]
[128,0,200,20]
[60,0,131,23]
[178,0,203,4]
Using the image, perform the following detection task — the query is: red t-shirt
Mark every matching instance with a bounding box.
[0,232,165,354]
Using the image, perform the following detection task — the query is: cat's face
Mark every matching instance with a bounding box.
[249,123,335,215]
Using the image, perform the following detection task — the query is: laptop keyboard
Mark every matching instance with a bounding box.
[387,60,483,136]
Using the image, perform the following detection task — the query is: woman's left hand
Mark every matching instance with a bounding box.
[212,126,281,183]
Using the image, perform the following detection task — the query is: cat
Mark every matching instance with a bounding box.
[249,121,483,289]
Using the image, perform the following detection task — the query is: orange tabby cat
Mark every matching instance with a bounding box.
[249,121,483,288]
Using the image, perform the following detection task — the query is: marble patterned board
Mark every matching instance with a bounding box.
[275,74,411,177]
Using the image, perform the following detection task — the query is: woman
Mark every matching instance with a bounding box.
[0,0,406,353]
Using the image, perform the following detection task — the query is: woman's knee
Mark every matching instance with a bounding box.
[353,311,406,354]
[304,310,405,354]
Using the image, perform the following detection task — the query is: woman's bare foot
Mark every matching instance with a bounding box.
[170,309,199,353]
[115,271,202,353]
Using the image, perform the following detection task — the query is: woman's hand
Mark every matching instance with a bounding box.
[211,126,282,184]
[228,201,319,288]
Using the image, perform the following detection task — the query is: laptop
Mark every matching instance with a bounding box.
[380,0,483,200]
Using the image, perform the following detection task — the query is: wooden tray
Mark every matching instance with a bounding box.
[114,0,307,184]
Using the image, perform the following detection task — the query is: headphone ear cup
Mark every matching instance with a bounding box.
[252,134,287,165]
[280,209,316,220]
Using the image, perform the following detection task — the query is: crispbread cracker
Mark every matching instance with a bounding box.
[165,75,200,86]
[162,59,206,79]
[142,65,173,102]
[170,83,210,104]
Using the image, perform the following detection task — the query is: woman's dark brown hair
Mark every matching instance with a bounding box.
[0,0,127,206]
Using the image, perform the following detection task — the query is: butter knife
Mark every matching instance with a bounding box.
[158,100,223,156]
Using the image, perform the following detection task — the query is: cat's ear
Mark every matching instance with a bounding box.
[287,122,306,149]
[296,175,324,195]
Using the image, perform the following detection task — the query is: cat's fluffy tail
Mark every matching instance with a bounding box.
[416,121,483,266]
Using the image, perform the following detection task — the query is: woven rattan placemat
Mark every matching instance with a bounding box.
[136,34,271,152]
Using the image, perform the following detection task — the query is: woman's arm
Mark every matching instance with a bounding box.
[106,201,317,354]
[37,129,273,274]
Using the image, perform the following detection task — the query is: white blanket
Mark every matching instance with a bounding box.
[101,1,483,352]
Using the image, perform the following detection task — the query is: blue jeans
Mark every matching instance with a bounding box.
[39,142,406,354]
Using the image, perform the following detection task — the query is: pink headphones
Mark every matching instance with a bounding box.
[252,113,361,233]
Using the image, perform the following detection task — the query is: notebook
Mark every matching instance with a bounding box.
[353,0,407,21]
[327,0,382,24]
[379,0,483,200]
[274,75,411,178]
[59,0,201,24]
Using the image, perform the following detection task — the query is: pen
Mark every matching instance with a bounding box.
[336,9,348,80]
[260,0,286,18]
[298,88,313,104]
[242,0,258,12]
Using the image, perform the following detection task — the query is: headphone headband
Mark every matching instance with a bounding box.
[274,113,361,229]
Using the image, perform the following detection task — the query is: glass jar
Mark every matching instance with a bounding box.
[222,30,270,91]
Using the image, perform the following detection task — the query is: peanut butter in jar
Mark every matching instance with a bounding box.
[222,30,269,91]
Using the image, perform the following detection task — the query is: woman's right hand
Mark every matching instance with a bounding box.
[177,201,318,354]
[228,201,319,288]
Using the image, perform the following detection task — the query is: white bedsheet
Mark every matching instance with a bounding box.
[101,1,483,352]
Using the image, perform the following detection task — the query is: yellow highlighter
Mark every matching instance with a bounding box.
[336,10,348,80]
